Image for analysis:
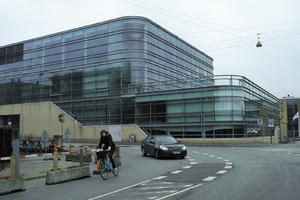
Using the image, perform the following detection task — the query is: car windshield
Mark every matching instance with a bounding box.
[155,136,178,144]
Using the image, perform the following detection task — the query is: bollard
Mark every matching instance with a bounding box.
[10,156,17,178]
[114,146,121,166]
[52,144,59,172]
[84,147,88,155]
[11,139,20,178]
[69,144,73,152]
[79,149,84,167]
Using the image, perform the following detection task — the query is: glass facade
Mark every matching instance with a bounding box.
[0,16,279,138]
[286,98,299,138]
[136,75,279,138]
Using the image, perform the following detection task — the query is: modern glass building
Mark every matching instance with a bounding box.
[0,16,279,138]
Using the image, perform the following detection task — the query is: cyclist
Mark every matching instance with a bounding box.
[97,130,117,171]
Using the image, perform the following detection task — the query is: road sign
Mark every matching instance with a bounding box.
[64,128,71,136]
[268,119,274,127]
[199,114,204,122]
[41,130,49,148]
[64,128,72,143]
[257,118,263,125]
[58,113,65,123]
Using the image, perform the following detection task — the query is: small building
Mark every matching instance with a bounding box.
[279,96,299,142]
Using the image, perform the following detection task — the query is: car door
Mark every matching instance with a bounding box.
[148,137,156,156]
[143,137,151,154]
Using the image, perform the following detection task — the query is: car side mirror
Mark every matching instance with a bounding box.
[149,140,155,144]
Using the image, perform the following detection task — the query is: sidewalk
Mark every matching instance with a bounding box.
[0,158,79,180]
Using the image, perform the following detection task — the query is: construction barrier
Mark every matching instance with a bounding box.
[0,144,121,164]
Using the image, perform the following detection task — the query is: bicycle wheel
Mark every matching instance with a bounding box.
[99,160,109,180]
[112,158,119,176]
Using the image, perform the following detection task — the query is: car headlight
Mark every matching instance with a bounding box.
[160,145,168,151]
[182,146,187,150]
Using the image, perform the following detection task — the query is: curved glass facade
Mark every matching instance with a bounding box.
[0,17,278,138]
[136,75,279,138]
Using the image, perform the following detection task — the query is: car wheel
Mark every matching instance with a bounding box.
[155,149,160,159]
[142,148,147,156]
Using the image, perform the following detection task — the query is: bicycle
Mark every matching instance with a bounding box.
[95,149,119,180]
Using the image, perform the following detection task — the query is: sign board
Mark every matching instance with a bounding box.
[41,130,49,148]
[268,119,274,127]
[64,128,72,143]
[199,114,204,122]
[64,128,72,136]
[257,118,263,125]
[58,113,65,123]
[108,125,122,142]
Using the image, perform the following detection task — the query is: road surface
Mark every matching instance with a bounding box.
[2,142,300,200]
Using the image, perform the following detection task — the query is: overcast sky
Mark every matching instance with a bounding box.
[1,0,299,98]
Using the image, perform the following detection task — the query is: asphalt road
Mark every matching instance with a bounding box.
[2,142,300,200]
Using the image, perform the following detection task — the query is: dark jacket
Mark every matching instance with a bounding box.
[97,134,116,150]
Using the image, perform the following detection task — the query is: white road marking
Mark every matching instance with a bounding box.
[223,159,230,162]
[161,182,173,184]
[217,157,223,159]
[148,197,158,200]
[183,165,192,169]
[192,151,199,153]
[202,176,217,181]
[153,176,167,180]
[186,156,191,159]
[224,166,232,169]
[140,183,147,186]
[155,184,203,200]
[141,186,173,190]
[225,162,232,165]
[189,159,195,161]
[209,155,215,157]
[141,184,194,191]
[87,179,151,200]
[171,170,183,174]
[190,162,198,165]
[288,152,292,155]
[140,190,178,194]
[216,170,228,174]
[202,153,208,155]
[294,154,300,156]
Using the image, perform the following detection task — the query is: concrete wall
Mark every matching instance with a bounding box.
[181,128,279,145]
[0,102,282,144]
[0,102,147,143]
[180,127,279,145]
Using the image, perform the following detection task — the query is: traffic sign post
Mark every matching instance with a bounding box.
[58,114,65,148]
[200,114,205,139]
[257,118,263,140]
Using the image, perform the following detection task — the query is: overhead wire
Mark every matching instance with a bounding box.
[236,21,300,29]
[120,0,255,41]
[200,29,300,50]
[205,31,300,51]
[120,0,300,51]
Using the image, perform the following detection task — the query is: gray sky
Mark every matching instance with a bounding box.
[1,0,299,98]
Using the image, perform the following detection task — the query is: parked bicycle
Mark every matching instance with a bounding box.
[95,149,119,180]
